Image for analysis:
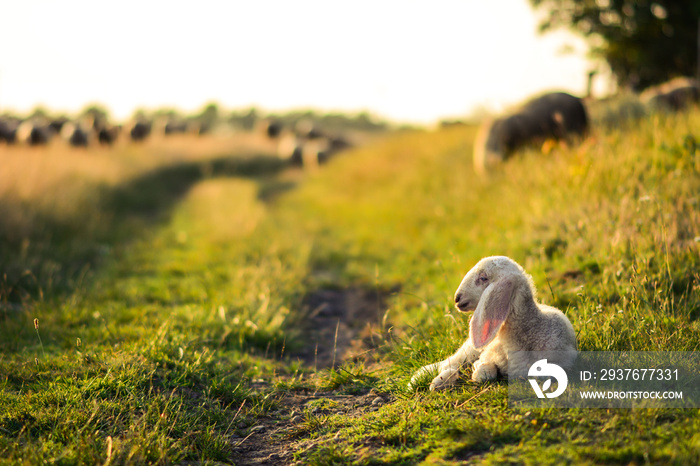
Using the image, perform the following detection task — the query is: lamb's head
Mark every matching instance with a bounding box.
[454,256,536,349]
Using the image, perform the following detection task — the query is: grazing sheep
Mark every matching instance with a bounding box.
[585,93,647,129]
[282,135,340,168]
[327,134,352,152]
[254,118,283,139]
[97,123,121,145]
[16,119,53,145]
[294,118,324,140]
[129,120,152,142]
[264,119,283,139]
[289,145,304,166]
[300,138,331,168]
[279,128,349,167]
[164,119,188,135]
[409,256,577,391]
[61,122,91,147]
[640,77,700,112]
[0,117,20,144]
[48,116,70,134]
[277,131,302,161]
[473,92,588,174]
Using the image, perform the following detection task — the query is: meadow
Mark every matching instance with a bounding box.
[1,109,699,465]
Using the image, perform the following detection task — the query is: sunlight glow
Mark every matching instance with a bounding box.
[0,0,608,124]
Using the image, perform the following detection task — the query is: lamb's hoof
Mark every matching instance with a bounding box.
[472,361,497,382]
[429,367,461,391]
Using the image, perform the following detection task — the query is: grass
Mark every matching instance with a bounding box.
[1,108,700,464]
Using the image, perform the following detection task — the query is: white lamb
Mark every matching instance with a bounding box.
[409,256,577,391]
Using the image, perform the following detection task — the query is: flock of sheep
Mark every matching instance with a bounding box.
[263,74,699,172]
[472,76,700,174]
[2,76,696,173]
[0,114,216,148]
[0,111,355,169]
[261,118,353,168]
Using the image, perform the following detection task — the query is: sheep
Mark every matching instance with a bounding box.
[129,120,152,142]
[266,119,283,139]
[60,122,92,147]
[408,256,577,391]
[473,92,588,174]
[48,116,70,134]
[277,131,302,161]
[278,128,350,168]
[294,118,324,140]
[164,119,188,135]
[0,117,20,144]
[327,134,352,152]
[640,77,700,112]
[300,138,331,168]
[16,119,53,145]
[254,118,283,139]
[97,124,121,145]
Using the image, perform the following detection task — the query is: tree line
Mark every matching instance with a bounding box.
[530,0,700,90]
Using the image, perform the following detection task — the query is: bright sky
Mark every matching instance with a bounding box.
[0,0,609,125]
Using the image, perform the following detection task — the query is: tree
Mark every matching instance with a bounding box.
[529,0,700,90]
[28,106,50,120]
[193,102,220,134]
[80,104,110,125]
[197,102,219,124]
[228,107,259,131]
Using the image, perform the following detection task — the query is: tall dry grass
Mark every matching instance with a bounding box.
[0,131,281,303]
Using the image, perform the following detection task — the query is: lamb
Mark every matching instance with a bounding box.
[473,92,588,175]
[639,77,700,112]
[408,256,577,391]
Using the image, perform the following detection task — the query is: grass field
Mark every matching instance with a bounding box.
[1,110,699,465]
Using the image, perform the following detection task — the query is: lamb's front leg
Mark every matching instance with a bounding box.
[471,346,507,382]
[408,339,481,391]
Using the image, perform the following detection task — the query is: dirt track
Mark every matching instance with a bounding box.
[231,286,396,465]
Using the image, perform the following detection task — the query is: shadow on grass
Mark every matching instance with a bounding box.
[103,155,290,218]
[0,154,292,305]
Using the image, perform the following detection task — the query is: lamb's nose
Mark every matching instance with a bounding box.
[454,293,462,304]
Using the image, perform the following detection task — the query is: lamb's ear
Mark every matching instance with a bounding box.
[470,277,514,349]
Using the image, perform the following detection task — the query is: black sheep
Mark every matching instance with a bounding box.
[473,92,588,174]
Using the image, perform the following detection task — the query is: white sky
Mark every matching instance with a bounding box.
[0,0,609,124]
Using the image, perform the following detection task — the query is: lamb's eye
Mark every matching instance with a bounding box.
[477,274,488,284]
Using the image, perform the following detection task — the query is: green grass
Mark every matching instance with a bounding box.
[1,109,700,464]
